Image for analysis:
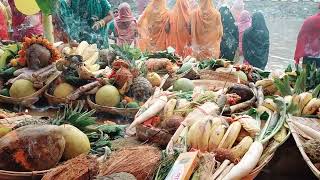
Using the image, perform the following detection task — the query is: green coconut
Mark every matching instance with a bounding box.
[9,79,36,98]
[232,71,248,81]
[95,85,120,107]
[173,78,194,92]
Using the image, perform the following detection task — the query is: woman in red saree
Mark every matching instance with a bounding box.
[167,0,192,57]
[190,0,223,60]
[137,0,169,52]
[294,4,320,67]
[114,3,137,46]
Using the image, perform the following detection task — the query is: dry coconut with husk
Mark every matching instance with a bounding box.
[98,146,161,180]
[42,154,99,180]
[303,139,320,163]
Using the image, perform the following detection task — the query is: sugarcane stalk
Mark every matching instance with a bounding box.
[42,14,54,43]
[67,81,101,101]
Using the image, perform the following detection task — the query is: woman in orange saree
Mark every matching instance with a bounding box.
[190,0,223,60]
[137,0,169,52]
[167,0,192,57]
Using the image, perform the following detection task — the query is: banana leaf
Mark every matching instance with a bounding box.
[35,0,56,15]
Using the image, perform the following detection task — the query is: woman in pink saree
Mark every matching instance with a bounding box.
[8,0,43,41]
[114,3,137,46]
[238,10,251,56]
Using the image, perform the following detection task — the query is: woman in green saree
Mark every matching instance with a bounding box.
[57,0,113,48]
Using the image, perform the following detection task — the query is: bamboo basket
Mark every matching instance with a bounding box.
[136,124,172,148]
[87,96,139,118]
[287,116,320,178]
[0,71,61,107]
[243,130,291,179]
[0,169,48,180]
[199,70,248,85]
[44,89,86,106]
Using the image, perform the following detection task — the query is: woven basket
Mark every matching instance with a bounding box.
[136,124,172,148]
[287,116,320,178]
[44,89,86,106]
[0,71,61,107]
[243,129,291,179]
[0,169,48,180]
[199,70,248,84]
[87,96,139,118]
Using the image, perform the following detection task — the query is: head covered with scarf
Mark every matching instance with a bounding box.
[294,4,320,63]
[231,0,244,22]
[191,0,223,60]
[219,6,239,61]
[243,11,269,69]
[167,0,192,57]
[114,2,137,46]
[138,0,169,51]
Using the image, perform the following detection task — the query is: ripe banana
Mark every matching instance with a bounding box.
[263,98,278,112]
[298,92,313,113]
[208,124,226,152]
[218,121,242,149]
[163,99,177,120]
[255,79,274,88]
[187,116,215,152]
[230,136,253,159]
[302,98,320,115]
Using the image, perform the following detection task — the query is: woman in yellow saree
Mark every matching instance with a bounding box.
[167,0,192,57]
[137,0,169,52]
[190,0,223,60]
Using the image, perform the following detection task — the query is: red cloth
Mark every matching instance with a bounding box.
[294,13,320,64]
[0,8,8,40]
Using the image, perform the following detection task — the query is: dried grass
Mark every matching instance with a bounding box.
[99,146,161,180]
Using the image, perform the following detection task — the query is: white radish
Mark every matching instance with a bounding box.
[212,160,230,179]
[222,141,263,180]
[216,163,235,180]
[126,96,168,135]
[290,120,320,139]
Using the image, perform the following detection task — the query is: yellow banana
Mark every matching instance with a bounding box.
[302,98,320,115]
[208,124,226,152]
[255,79,274,88]
[218,121,242,149]
[263,98,278,112]
[230,136,253,159]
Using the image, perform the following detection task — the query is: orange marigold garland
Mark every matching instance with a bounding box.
[17,36,60,67]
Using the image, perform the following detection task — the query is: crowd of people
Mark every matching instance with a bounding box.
[0,0,318,70]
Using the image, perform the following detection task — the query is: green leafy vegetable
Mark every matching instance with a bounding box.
[273,75,292,97]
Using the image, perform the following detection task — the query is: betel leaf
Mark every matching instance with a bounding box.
[36,0,56,15]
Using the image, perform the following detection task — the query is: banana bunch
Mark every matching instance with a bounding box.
[187,117,251,158]
[289,92,320,116]
[255,79,278,95]
[62,41,100,72]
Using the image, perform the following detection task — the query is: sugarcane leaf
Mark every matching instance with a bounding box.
[273,76,292,97]
[285,64,293,73]
[294,69,306,94]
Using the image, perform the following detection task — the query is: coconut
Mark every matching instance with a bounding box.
[9,79,36,98]
[58,125,91,160]
[173,78,194,92]
[53,83,75,98]
[303,139,320,163]
[95,85,120,107]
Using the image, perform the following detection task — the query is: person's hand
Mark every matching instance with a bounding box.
[92,20,105,30]
[92,21,101,30]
